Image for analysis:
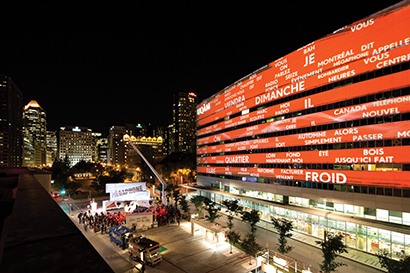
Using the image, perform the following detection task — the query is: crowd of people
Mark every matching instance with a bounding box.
[154,204,181,226]
[77,203,183,234]
[78,210,126,233]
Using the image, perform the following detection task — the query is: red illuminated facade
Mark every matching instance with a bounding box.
[194,1,410,261]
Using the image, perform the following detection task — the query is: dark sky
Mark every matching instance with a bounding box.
[0,1,403,135]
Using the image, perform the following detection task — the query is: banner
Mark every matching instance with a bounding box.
[197,166,410,188]
[198,2,410,123]
[198,95,410,145]
[198,71,410,136]
[197,121,410,154]
[106,183,149,201]
[198,146,409,165]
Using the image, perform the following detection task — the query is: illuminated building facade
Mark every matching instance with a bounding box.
[92,132,108,163]
[0,75,23,167]
[59,126,93,167]
[196,2,410,259]
[46,131,58,165]
[107,125,127,167]
[107,125,164,168]
[23,100,47,167]
[172,90,198,153]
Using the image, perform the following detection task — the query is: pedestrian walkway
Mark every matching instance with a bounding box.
[61,198,386,273]
[65,207,254,273]
[255,220,386,272]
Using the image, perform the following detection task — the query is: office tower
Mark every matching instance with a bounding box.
[107,125,164,168]
[125,123,147,137]
[46,131,58,166]
[153,125,164,138]
[59,126,93,167]
[160,124,173,156]
[0,75,23,167]
[95,137,108,164]
[172,90,197,153]
[195,2,410,259]
[107,125,127,167]
[92,132,108,164]
[22,100,47,167]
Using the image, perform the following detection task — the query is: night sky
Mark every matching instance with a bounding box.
[0,1,402,135]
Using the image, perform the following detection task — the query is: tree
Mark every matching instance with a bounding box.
[91,174,110,193]
[179,195,190,218]
[190,195,208,217]
[51,155,70,190]
[222,199,241,229]
[65,181,80,195]
[241,210,260,234]
[226,230,241,248]
[204,201,221,223]
[241,232,263,265]
[165,183,177,204]
[91,168,127,193]
[377,250,410,272]
[315,231,348,273]
[172,188,181,209]
[241,209,262,265]
[271,217,293,254]
[222,199,242,253]
[72,160,92,172]
[108,168,127,183]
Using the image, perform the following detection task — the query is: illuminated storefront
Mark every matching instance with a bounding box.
[196,1,410,260]
[195,189,410,260]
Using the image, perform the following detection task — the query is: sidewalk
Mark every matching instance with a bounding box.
[255,220,386,272]
[64,207,255,273]
[62,200,386,273]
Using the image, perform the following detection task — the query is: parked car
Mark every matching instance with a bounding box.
[51,192,60,198]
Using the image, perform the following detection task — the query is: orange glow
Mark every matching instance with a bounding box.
[198,3,410,122]
[197,166,410,188]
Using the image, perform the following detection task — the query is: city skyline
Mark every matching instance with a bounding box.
[0,1,402,133]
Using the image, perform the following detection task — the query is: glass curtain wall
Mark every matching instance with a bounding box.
[204,191,410,259]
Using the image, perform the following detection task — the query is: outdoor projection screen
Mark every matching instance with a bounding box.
[196,2,410,188]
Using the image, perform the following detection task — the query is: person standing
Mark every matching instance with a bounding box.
[78,211,83,224]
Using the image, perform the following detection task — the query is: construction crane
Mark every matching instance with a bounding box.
[123,134,167,205]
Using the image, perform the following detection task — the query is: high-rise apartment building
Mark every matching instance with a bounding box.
[172,90,197,153]
[59,126,93,167]
[22,100,47,167]
[0,75,23,167]
[195,2,410,260]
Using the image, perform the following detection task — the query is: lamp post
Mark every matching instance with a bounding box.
[325,211,331,240]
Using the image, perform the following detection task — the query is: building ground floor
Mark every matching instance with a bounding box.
[184,184,410,261]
